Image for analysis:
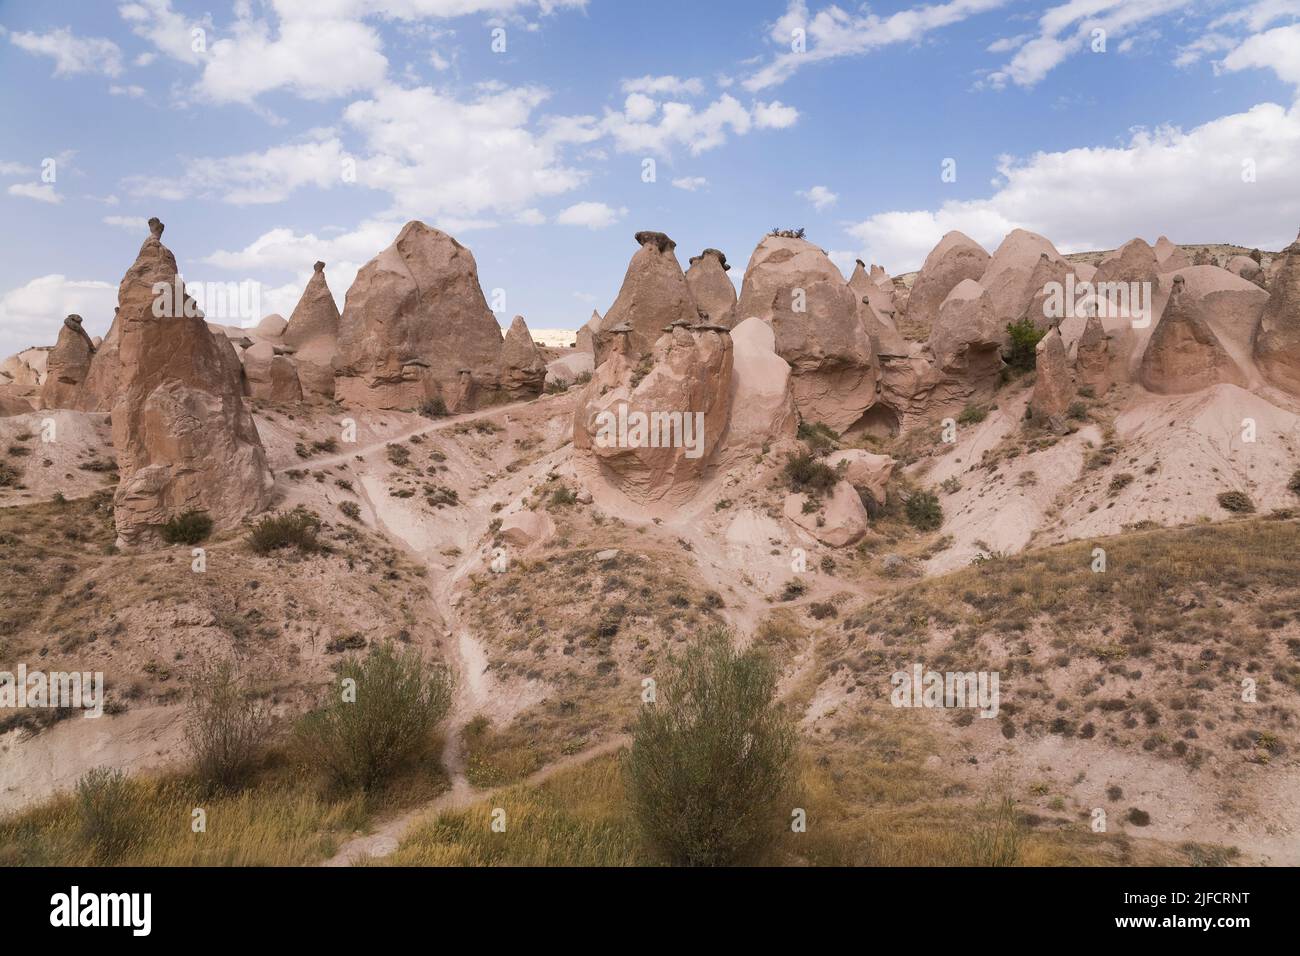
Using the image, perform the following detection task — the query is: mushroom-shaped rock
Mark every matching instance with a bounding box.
[724,316,797,455]
[824,449,895,505]
[685,248,737,329]
[39,314,96,409]
[499,510,555,548]
[111,219,273,546]
[574,323,732,508]
[980,229,1065,325]
[734,234,878,432]
[1254,230,1300,393]
[1140,276,1248,394]
[594,231,697,364]
[904,231,990,336]
[499,315,547,399]
[783,480,869,548]
[1029,326,1074,425]
[284,260,340,403]
[335,221,506,412]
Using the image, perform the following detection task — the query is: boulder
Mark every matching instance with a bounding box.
[111,218,273,546]
[1074,313,1112,395]
[243,340,303,403]
[0,349,45,396]
[574,322,732,507]
[1225,254,1263,284]
[905,231,990,336]
[593,231,698,363]
[545,351,594,388]
[1029,326,1073,425]
[685,248,737,328]
[1140,275,1247,394]
[499,315,547,400]
[283,261,340,403]
[734,235,878,432]
[1254,230,1300,393]
[783,480,869,547]
[825,449,895,504]
[499,510,555,548]
[724,316,797,454]
[335,221,505,412]
[256,313,288,339]
[980,229,1065,325]
[0,388,33,417]
[39,314,96,409]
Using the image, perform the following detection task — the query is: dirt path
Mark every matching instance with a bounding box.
[321,735,630,866]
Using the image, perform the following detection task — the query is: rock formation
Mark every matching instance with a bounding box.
[243,340,303,403]
[283,261,340,403]
[39,315,96,409]
[1029,326,1073,426]
[1140,275,1247,394]
[685,248,737,328]
[784,480,869,547]
[576,311,600,354]
[593,232,698,363]
[499,315,547,399]
[734,235,878,432]
[929,279,1004,381]
[1092,238,1160,290]
[1023,252,1073,329]
[1254,230,1300,393]
[574,321,732,507]
[1154,236,1192,272]
[335,221,506,412]
[111,218,273,545]
[1074,312,1112,395]
[850,260,907,355]
[904,232,990,336]
[77,309,122,412]
[980,229,1065,325]
[825,448,895,504]
[723,316,797,455]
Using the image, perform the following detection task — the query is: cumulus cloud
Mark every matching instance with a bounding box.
[600,93,799,156]
[0,275,117,356]
[842,101,1300,271]
[555,201,626,229]
[798,184,838,210]
[9,27,124,77]
[1221,23,1300,89]
[621,75,705,96]
[7,183,63,204]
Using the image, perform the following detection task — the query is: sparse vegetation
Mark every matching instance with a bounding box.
[905,490,943,531]
[1003,318,1047,371]
[419,398,448,418]
[784,451,838,494]
[247,509,321,555]
[184,658,273,792]
[626,631,795,866]
[161,509,214,545]
[1217,490,1255,514]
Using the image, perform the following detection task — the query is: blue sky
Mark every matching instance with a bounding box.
[1,0,1298,356]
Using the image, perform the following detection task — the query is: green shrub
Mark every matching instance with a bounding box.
[1003,318,1047,371]
[247,509,321,555]
[784,452,838,494]
[161,509,213,545]
[75,768,139,861]
[184,658,273,792]
[419,398,448,418]
[796,420,839,455]
[295,642,453,791]
[1217,491,1255,514]
[905,490,944,531]
[549,485,577,508]
[626,631,795,865]
[957,404,987,425]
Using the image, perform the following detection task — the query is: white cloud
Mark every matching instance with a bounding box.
[515,208,547,225]
[7,183,63,205]
[9,27,124,77]
[621,75,705,96]
[798,184,838,210]
[1210,0,1300,32]
[1173,33,1238,68]
[555,201,626,229]
[753,100,800,128]
[746,0,1009,91]
[0,275,117,357]
[119,0,210,66]
[994,0,1193,89]
[842,101,1300,271]
[0,161,31,177]
[1221,24,1300,89]
[103,215,150,230]
[601,93,798,156]
[109,83,148,98]
[672,176,709,191]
